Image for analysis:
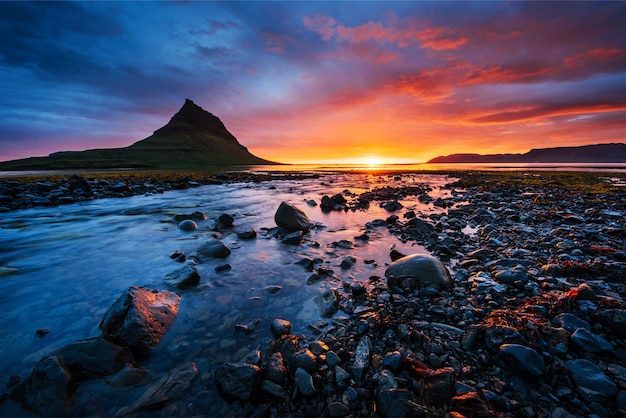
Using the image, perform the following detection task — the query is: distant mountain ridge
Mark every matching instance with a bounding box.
[0,99,277,170]
[428,143,626,163]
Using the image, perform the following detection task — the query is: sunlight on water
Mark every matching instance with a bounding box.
[0,172,453,416]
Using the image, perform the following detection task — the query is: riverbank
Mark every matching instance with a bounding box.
[1,170,625,417]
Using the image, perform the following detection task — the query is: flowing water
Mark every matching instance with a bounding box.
[0,172,454,416]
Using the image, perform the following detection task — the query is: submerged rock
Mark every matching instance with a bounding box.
[314,288,339,317]
[10,355,75,418]
[53,336,133,382]
[99,287,181,354]
[385,253,452,292]
[164,265,200,289]
[178,219,198,231]
[196,240,231,258]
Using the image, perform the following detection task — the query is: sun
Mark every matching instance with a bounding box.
[362,157,383,167]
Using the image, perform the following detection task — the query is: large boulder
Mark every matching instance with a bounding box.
[99,287,181,354]
[385,254,452,292]
[10,355,75,418]
[274,202,311,232]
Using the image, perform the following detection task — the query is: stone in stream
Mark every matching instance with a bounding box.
[173,211,206,222]
[314,288,339,317]
[274,201,311,232]
[282,230,304,245]
[99,286,181,354]
[270,319,292,338]
[52,336,133,382]
[385,254,452,292]
[212,213,234,231]
[551,313,591,332]
[113,362,197,417]
[178,219,197,231]
[214,363,262,401]
[10,355,76,418]
[237,229,257,239]
[164,265,200,289]
[196,240,231,258]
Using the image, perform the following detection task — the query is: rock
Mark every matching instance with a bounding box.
[335,366,350,382]
[294,367,316,396]
[178,219,198,231]
[351,336,371,382]
[215,363,262,401]
[385,254,452,292]
[565,359,617,401]
[377,369,398,390]
[383,351,402,370]
[377,388,410,418]
[274,201,311,232]
[114,362,197,417]
[237,229,257,239]
[266,352,287,385]
[570,328,613,353]
[270,319,292,338]
[213,213,234,230]
[314,288,339,317]
[423,368,455,407]
[53,336,133,381]
[383,200,403,212]
[262,380,289,401]
[196,240,231,258]
[340,256,356,269]
[595,309,626,338]
[164,265,200,289]
[407,217,435,237]
[282,230,304,245]
[321,195,336,211]
[109,182,131,193]
[496,344,545,379]
[105,363,149,387]
[308,340,329,355]
[326,351,341,367]
[10,355,75,418]
[173,211,206,222]
[551,313,590,332]
[292,349,318,374]
[99,286,181,354]
[328,400,350,417]
[68,175,91,194]
[494,267,528,285]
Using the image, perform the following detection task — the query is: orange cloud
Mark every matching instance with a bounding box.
[418,27,468,51]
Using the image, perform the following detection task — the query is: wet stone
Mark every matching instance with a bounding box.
[385,253,452,292]
[351,336,371,382]
[551,313,590,332]
[377,388,410,418]
[314,288,339,317]
[275,201,311,232]
[295,368,316,396]
[328,401,350,417]
[164,265,200,289]
[270,319,292,338]
[496,344,545,379]
[196,240,231,258]
[214,363,262,401]
[282,230,303,245]
[565,359,617,401]
[570,328,613,353]
[266,352,287,385]
[178,219,197,231]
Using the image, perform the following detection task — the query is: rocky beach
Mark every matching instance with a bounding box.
[1,169,625,417]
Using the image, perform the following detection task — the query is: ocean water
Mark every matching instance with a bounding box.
[0,171,454,416]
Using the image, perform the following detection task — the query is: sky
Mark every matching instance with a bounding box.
[1,1,625,164]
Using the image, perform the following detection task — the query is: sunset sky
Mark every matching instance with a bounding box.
[1,1,625,164]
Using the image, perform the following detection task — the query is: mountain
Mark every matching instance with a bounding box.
[0,99,278,170]
[428,143,626,164]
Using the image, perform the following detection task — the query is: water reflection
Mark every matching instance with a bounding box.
[0,172,453,416]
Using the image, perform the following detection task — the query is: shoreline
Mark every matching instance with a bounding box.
[1,169,626,417]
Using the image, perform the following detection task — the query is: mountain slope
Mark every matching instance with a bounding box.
[0,99,277,170]
[428,143,626,163]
